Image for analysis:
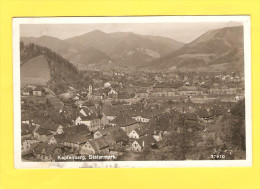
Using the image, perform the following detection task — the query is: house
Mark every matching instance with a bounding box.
[198,109,214,123]
[100,105,123,121]
[185,113,198,122]
[108,88,118,99]
[128,127,149,139]
[31,117,46,126]
[21,88,32,96]
[123,123,141,136]
[94,126,120,139]
[135,89,149,98]
[33,127,53,142]
[21,84,36,96]
[21,138,32,151]
[79,107,94,116]
[41,122,64,135]
[32,86,46,97]
[110,113,138,131]
[104,82,111,88]
[75,114,101,131]
[178,86,202,96]
[21,123,36,139]
[131,109,161,123]
[100,114,110,126]
[150,130,163,142]
[131,135,157,152]
[51,133,68,144]
[21,141,39,156]
[64,125,91,135]
[106,128,129,148]
[34,143,63,161]
[79,100,95,108]
[63,134,91,152]
[89,89,106,101]
[80,138,109,155]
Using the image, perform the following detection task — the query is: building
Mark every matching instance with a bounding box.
[80,138,109,155]
[75,114,101,131]
[33,143,63,161]
[128,127,149,139]
[131,135,157,152]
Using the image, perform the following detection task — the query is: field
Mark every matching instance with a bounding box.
[20,55,50,87]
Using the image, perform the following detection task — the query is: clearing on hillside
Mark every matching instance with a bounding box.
[21,55,50,87]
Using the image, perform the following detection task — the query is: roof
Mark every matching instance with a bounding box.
[178,86,198,91]
[34,143,62,155]
[81,101,95,107]
[32,117,46,125]
[64,133,91,144]
[92,89,105,96]
[133,127,149,137]
[35,127,53,135]
[109,128,129,143]
[88,138,109,151]
[54,133,67,143]
[41,122,62,131]
[198,109,213,118]
[135,135,156,149]
[96,125,121,136]
[21,124,36,135]
[81,114,100,121]
[22,88,33,92]
[185,113,198,121]
[33,86,45,91]
[111,113,137,127]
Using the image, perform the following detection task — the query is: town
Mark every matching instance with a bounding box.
[21,68,246,162]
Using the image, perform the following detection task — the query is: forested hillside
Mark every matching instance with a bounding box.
[20,42,90,94]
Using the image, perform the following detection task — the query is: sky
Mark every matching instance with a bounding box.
[20,21,242,43]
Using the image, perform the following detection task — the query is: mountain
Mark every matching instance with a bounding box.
[21,36,84,58]
[21,30,185,69]
[146,26,244,72]
[64,30,185,68]
[65,46,118,69]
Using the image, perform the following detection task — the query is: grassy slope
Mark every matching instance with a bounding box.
[20,55,50,87]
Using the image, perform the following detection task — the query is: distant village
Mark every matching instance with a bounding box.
[21,69,245,162]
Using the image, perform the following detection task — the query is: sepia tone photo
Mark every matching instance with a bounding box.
[13,16,252,168]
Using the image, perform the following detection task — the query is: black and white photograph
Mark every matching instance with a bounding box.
[13,16,252,168]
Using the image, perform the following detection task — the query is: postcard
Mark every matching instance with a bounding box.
[13,16,252,168]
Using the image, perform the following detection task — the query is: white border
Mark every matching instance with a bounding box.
[13,16,252,169]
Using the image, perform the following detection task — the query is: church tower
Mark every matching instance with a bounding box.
[89,85,93,95]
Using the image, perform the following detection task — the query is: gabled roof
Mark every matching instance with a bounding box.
[135,135,156,149]
[35,127,53,135]
[133,127,149,137]
[41,121,62,131]
[109,128,129,143]
[88,138,109,151]
[33,86,45,91]
[111,113,137,127]
[64,134,91,144]
[81,101,95,107]
[97,126,121,136]
[54,133,67,143]
[34,143,62,155]
[81,114,100,121]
